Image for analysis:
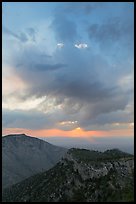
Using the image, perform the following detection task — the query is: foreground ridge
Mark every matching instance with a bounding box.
[2,148,134,202]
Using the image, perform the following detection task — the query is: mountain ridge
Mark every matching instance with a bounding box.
[2,134,67,189]
[2,148,134,202]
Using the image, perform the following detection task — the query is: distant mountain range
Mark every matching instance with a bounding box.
[2,134,67,189]
[2,144,134,202]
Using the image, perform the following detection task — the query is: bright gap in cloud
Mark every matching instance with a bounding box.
[3,96,47,111]
[57,43,64,48]
[74,43,88,49]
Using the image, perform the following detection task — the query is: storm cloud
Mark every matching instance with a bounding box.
[2,2,134,132]
[3,41,133,131]
[87,13,134,59]
[51,15,78,43]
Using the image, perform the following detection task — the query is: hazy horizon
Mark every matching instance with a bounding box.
[2,133,134,154]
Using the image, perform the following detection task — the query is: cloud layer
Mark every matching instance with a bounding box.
[2,2,134,135]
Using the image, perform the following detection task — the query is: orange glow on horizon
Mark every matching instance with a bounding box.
[2,127,134,139]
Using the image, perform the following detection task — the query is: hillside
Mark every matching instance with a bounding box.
[2,148,134,202]
[2,134,67,189]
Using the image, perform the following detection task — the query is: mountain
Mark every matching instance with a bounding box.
[2,134,67,189]
[2,148,134,202]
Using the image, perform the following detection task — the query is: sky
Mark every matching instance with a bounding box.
[2,2,134,152]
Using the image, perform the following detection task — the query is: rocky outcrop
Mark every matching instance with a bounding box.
[63,150,134,181]
[2,148,134,202]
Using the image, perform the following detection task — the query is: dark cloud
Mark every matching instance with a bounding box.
[3,26,28,42]
[88,21,121,42]
[88,16,134,58]
[33,63,66,72]
[7,34,133,131]
[27,27,37,42]
[2,107,78,131]
[58,2,101,16]
[51,15,78,42]
[12,47,114,103]
[88,18,133,42]
[3,3,133,131]
[16,62,66,72]
[79,107,133,131]
[60,80,114,102]
[2,109,55,130]
[3,26,38,43]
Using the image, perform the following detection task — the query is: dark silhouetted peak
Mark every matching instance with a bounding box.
[2,134,67,189]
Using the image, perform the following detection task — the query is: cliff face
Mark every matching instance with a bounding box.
[64,151,134,181]
[2,148,134,202]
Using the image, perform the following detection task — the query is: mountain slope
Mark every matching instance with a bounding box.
[2,134,67,189]
[2,148,134,202]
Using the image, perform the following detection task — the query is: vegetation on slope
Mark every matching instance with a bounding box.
[2,148,134,202]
